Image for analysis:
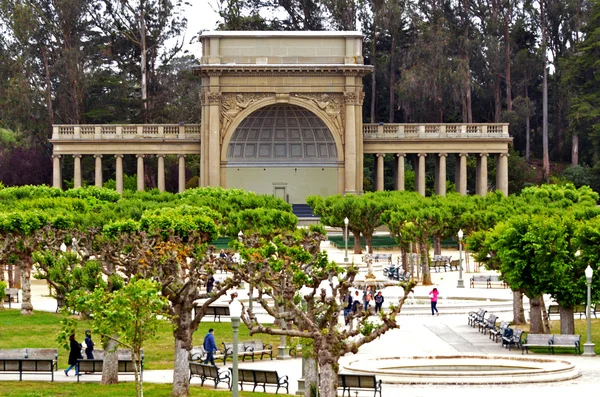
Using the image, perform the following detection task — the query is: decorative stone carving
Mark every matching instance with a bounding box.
[292,93,344,140]
[344,92,360,105]
[206,92,221,105]
[220,93,274,141]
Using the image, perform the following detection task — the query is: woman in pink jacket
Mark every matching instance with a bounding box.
[429,288,439,316]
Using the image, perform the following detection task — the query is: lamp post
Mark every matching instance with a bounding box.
[344,217,349,263]
[238,231,252,312]
[457,229,464,288]
[229,298,243,396]
[583,264,596,356]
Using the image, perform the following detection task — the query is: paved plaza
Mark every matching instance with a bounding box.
[4,241,599,396]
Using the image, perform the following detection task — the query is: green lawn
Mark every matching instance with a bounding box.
[0,382,275,397]
[0,309,281,369]
[516,318,600,355]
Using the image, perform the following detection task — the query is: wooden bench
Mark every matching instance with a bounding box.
[338,373,382,397]
[373,254,392,264]
[550,334,581,355]
[189,362,230,389]
[478,314,498,335]
[243,340,273,361]
[521,333,552,354]
[431,255,452,272]
[0,348,57,381]
[3,288,19,308]
[547,304,560,319]
[194,305,230,322]
[468,308,486,327]
[489,321,509,343]
[470,275,507,288]
[221,342,254,365]
[502,328,523,351]
[77,349,143,382]
[548,304,597,320]
[188,346,225,364]
[232,368,289,394]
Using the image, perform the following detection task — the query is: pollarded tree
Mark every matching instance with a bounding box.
[230,225,415,397]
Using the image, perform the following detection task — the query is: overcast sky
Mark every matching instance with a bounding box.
[180,0,222,57]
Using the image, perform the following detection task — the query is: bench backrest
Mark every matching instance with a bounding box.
[238,368,256,382]
[25,348,58,360]
[223,342,245,354]
[489,275,501,282]
[526,334,552,345]
[512,329,524,341]
[190,362,218,377]
[0,349,27,359]
[339,374,377,388]
[547,305,560,315]
[473,276,489,282]
[189,346,206,361]
[3,288,18,301]
[486,314,498,324]
[208,306,230,316]
[552,334,580,345]
[498,321,509,331]
[245,340,265,351]
[91,349,142,360]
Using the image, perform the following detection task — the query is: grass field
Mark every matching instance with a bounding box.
[513,317,600,355]
[0,309,281,370]
[0,382,274,397]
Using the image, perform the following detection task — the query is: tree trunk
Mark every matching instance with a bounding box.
[529,295,546,333]
[318,358,338,397]
[401,247,408,272]
[559,305,575,335]
[352,232,362,254]
[572,132,579,165]
[370,10,377,123]
[20,262,33,315]
[172,300,194,396]
[41,46,55,135]
[526,86,531,163]
[140,4,148,120]
[304,356,318,397]
[541,0,550,180]
[433,236,441,256]
[389,35,395,123]
[102,338,119,384]
[504,8,512,111]
[364,234,373,254]
[494,74,502,122]
[420,242,431,285]
[13,264,21,288]
[512,290,526,324]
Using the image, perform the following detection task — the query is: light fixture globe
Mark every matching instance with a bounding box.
[585,264,593,283]
[229,298,243,319]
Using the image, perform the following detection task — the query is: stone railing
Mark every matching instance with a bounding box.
[363,123,510,138]
[52,124,202,140]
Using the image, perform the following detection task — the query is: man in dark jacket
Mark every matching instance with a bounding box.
[203,328,218,366]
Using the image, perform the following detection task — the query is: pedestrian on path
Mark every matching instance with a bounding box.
[64,334,82,376]
[363,285,373,311]
[374,291,384,313]
[203,328,218,366]
[429,287,439,316]
[84,330,94,359]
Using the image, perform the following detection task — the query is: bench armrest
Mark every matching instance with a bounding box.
[244,346,254,353]
[278,374,289,384]
[263,343,273,350]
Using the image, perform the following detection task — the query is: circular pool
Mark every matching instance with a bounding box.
[342,355,580,384]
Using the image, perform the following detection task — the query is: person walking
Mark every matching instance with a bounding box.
[374,291,384,313]
[206,275,215,293]
[429,287,440,316]
[84,330,94,359]
[203,328,218,366]
[363,285,373,311]
[343,291,353,325]
[64,334,82,376]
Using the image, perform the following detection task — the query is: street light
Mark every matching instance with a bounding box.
[344,217,349,263]
[457,229,464,288]
[229,298,243,396]
[583,264,595,356]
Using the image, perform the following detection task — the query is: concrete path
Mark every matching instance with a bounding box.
[3,242,599,396]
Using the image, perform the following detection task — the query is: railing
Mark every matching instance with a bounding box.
[52,124,202,140]
[363,123,510,138]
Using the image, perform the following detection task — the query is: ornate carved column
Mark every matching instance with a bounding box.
[157,155,165,192]
[136,154,145,191]
[395,153,405,191]
[52,155,62,189]
[207,91,221,187]
[456,153,468,195]
[435,153,448,196]
[344,91,358,194]
[496,153,509,196]
[417,153,427,196]
[476,153,489,196]
[178,155,186,193]
[115,154,124,194]
[94,155,103,187]
[200,89,207,186]
[73,155,82,188]
[376,153,385,191]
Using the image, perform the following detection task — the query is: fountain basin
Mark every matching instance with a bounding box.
[342,355,580,384]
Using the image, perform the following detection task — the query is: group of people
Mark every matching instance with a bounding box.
[342,286,386,326]
[64,330,94,376]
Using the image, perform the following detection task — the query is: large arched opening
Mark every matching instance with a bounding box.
[225,104,341,204]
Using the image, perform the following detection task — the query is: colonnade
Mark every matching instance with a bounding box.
[373,152,509,196]
[51,153,189,193]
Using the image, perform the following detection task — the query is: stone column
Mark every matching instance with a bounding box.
[435,153,447,196]
[417,153,427,196]
[94,155,103,187]
[344,92,358,194]
[52,155,62,189]
[136,154,145,191]
[157,155,165,192]
[456,153,468,195]
[476,153,489,196]
[207,88,221,187]
[115,154,124,194]
[178,155,186,193]
[376,153,385,191]
[496,153,509,196]
[73,155,82,188]
[395,153,405,191]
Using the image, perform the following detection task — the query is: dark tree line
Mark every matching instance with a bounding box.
[2,0,600,191]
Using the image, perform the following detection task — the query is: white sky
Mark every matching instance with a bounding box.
[180,0,222,57]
